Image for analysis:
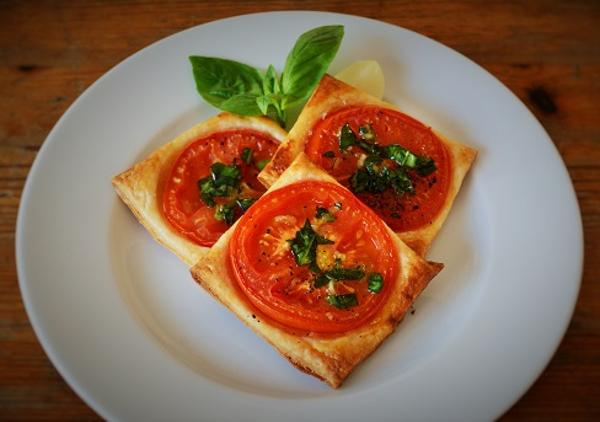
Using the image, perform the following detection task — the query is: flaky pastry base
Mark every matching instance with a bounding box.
[191,154,443,388]
[259,75,477,256]
[112,113,287,266]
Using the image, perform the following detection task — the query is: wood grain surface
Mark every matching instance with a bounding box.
[1,1,598,420]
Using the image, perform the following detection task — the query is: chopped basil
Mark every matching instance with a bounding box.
[236,197,256,211]
[350,159,414,195]
[256,158,270,171]
[314,259,365,287]
[327,293,358,309]
[315,206,336,222]
[368,272,384,293]
[287,219,333,270]
[359,124,375,141]
[197,162,242,206]
[322,150,335,158]
[415,157,437,176]
[339,123,358,150]
[385,145,437,175]
[241,147,253,164]
[335,121,438,197]
[214,202,236,225]
[385,144,419,167]
[213,197,256,226]
[327,264,365,280]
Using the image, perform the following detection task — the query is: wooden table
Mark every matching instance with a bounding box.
[1,1,598,420]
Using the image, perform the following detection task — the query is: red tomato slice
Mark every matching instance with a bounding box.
[229,180,398,334]
[162,129,279,246]
[305,106,451,232]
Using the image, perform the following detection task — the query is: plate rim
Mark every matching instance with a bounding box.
[15,10,584,421]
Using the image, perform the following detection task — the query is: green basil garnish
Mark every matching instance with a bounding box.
[339,123,358,150]
[326,293,358,309]
[385,145,437,175]
[314,259,365,288]
[190,26,343,127]
[189,57,264,116]
[337,121,436,197]
[350,158,414,195]
[315,206,336,222]
[287,219,333,270]
[236,197,256,211]
[322,150,335,158]
[214,202,236,225]
[197,162,242,206]
[368,272,384,293]
[280,25,344,110]
[241,147,253,164]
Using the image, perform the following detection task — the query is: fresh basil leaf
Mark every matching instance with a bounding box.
[256,159,270,171]
[241,148,253,165]
[322,150,335,158]
[327,293,357,309]
[368,272,384,293]
[219,93,262,116]
[263,64,279,95]
[189,56,263,111]
[315,206,336,222]
[214,202,236,225]
[281,25,344,109]
[255,95,270,116]
[288,219,333,268]
[359,124,375,141]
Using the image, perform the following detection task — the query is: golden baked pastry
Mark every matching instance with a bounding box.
[191,153,443,387]
[112,113,287,266]
[259,75,477,255]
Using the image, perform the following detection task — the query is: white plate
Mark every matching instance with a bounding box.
[16,11,583,421]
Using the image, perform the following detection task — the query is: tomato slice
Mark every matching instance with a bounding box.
[305,106,451,232]
[229,180,398,334]
[162,129,279,246]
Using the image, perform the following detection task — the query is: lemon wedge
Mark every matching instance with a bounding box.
[335,60,385,99]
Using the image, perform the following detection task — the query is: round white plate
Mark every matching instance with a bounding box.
[16,11,583,421]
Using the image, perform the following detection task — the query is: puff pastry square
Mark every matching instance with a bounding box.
[191,153,443,388]
[112,113,287,266]
[259,75,477,255]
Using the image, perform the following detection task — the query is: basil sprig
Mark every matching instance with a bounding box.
[190,25,344,127]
